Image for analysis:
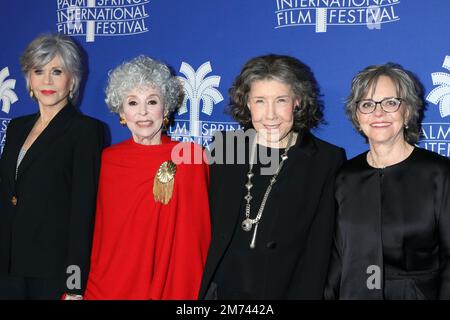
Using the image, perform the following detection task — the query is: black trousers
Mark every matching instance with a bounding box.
[0,274,63,300]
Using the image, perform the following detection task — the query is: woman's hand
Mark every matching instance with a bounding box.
[62,293,83,300]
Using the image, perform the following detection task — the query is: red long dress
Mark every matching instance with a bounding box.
[84,136,211,299]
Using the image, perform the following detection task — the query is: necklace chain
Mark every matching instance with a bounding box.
[368,144,413,169]
[368,151,385,169]
[242,131,297,248]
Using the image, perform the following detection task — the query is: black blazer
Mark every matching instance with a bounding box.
[0,104,104,295]
[199,130,346,299]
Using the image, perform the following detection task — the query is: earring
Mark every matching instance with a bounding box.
[69,90,74,100]
[119,116,127,126]
[404,123,409,130]
[162,115,169,128]
[29,89,34,98]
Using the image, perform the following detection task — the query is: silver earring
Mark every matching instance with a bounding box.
[404,123,409,130]
[69,90,74,100]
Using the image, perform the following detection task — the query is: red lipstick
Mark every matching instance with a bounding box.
[41,90,56,95]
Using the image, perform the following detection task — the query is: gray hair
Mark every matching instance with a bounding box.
[346,63,424,144]
[105,55,184,115]
[229,54,324,132]
[20,33,83,103]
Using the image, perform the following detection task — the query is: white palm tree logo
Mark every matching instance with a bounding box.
[177,61,224,137]
[0,67,18,114]
[427,55,450,118]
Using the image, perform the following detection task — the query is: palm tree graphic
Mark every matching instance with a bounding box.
[427,56,450,118]
[0,67,18,114]
[177,61,224,137]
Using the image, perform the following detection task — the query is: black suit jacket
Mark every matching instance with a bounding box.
[199,130,346,299]
[0,104,104,295]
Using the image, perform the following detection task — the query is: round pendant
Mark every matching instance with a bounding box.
[242,218,253,232]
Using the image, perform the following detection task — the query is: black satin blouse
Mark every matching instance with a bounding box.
[325,147,450,299]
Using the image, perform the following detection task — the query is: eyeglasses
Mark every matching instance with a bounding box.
[355,97,403,114]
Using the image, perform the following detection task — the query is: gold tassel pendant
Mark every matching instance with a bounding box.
[153,160,177,205]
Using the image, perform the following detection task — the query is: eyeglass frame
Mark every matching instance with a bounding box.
[355,97,403,114]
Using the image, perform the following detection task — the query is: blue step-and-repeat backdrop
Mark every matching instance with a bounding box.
[1,0,449,159]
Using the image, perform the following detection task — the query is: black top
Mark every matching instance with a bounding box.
[213,145,286,299]
[199,130,346,299]
[325,147,450,300]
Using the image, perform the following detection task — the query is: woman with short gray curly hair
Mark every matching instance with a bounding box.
[85,55,210,300]
[105,55,184,117]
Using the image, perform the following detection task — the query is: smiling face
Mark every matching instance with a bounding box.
[247,79,299,148]
[356,75,409,148]
[120,86,165,145]
[29,55,73,110]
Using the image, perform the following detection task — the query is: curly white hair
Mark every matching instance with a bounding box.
[105,55,184,115]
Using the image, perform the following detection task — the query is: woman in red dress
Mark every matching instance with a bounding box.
[84,56,211,300]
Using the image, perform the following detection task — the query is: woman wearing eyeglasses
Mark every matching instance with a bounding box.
[325,63,450,299]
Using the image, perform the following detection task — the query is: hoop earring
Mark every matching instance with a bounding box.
[119,116,127,126]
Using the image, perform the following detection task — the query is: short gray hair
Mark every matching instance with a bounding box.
[346,63,424,144]
[20,33,83,103]
[105,55,184,115]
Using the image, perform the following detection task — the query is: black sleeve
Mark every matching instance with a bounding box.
[294,148,345,299]
[324,150,347,300]
[64,119,104,295]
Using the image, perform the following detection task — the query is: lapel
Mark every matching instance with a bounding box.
[16,103,77,180]
[289,130,318,159]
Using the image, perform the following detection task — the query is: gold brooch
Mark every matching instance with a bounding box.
[153,160,177,204]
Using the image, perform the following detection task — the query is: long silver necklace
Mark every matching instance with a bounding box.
[241,131,296,249]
